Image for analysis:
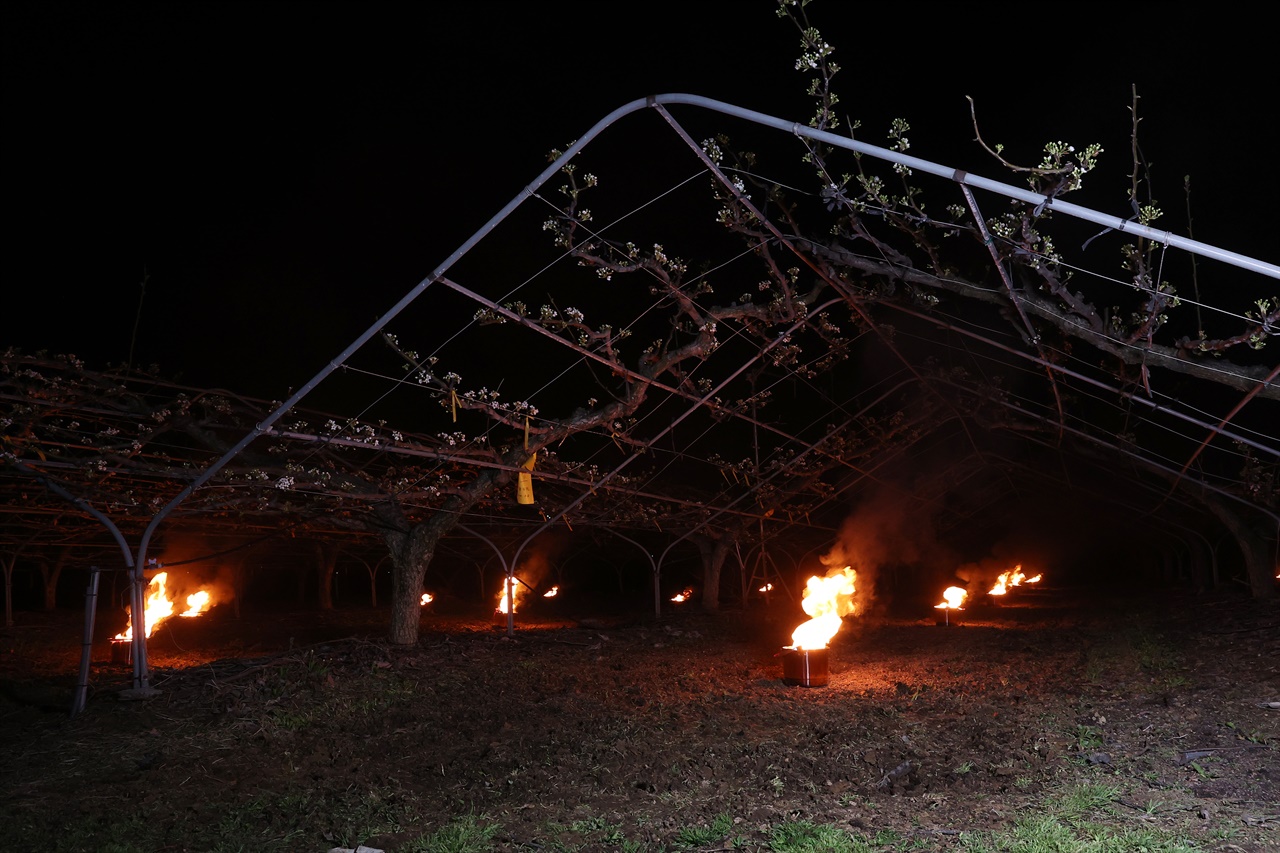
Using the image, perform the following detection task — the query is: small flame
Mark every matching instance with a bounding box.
[787,566,856,650]
[934,586,967,610]
[420,592,434,606]
[671,587,694,603]
[988,564,1041,595]
[115,572,213,641]
[543,586,559,598]
[181,589,211,616]
[759,583,774,593]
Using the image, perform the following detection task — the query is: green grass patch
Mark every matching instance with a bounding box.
[674,811,734,848]
[1049,782,1120,820]
[769,819,869,852]
[959,812,1199,852]
[958,782,1200,853]
[403,814,499,853]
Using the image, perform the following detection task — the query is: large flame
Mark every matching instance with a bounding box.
[934,586,967,610]
[988,565,1042,595]
[115,572,213,641]
[788,566,857,650]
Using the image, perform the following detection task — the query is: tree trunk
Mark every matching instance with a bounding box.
[226,560,244,619]
[41,563,57,610]
[41,548,69,610]
[1181,528,1217,591]
[1204,498,1277,599]
[376,500,455,645]
[2,552,14,628]
[695,535,732,611]
[385,527,438,645]
[373,473,502,644]
[314,541,337,610]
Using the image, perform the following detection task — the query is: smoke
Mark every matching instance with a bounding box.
[501,531,567,610]
[151,533,241,608]
[819,484,952,612]
[514,530,568,591]
[954,556,1010,594]
[954,537,1045,596]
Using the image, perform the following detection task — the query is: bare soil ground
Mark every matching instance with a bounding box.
[1,587,1277,851]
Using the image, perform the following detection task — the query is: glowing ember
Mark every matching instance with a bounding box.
[934,586,967,610]
[759,583,774,593]
[671,587,694,603]
[420,592,434,606]
[115,572,212,641]
[497,577,528,614]
[787,566,856,651]
[988,565,1041,595]
[543,586,559,598]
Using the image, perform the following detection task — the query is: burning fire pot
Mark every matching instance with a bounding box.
[110,638,132,665]
[781,647,829,688]
[934,585,967,626]
[934,607,964,626]
[781,565,856,689]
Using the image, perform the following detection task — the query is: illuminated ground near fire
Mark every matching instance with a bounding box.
[2,587,1277,851]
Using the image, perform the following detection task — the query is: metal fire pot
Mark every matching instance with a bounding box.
[934,608,964,626]
[110,638,132,665]
[781,646,829,687]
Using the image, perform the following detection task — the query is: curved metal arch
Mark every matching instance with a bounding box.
[458,524,513,634]
[43,91,1266,689]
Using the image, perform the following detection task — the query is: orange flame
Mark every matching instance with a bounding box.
[543,586,559,598]
[988,565,1041,595]
[420,592,434,606]
[671,587,694,603]
[182,589,211,616]
[115,572,213,640]
[934,586,967,610]
[788,566,856,650]
[497,577,528,614]
[759,583,774,593]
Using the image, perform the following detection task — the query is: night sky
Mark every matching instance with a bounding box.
[5,1,1274,401]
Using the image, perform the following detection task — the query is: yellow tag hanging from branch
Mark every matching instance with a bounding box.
[450,390,458,423]
[516,451,537,505]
